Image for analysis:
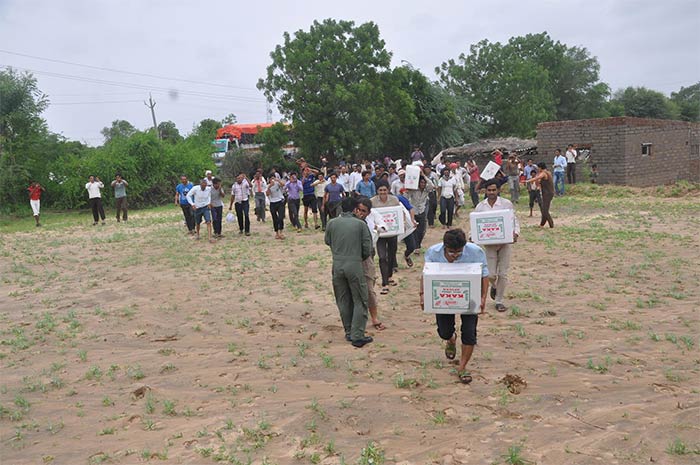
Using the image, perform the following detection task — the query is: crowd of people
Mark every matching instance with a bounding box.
[24,144,587,385]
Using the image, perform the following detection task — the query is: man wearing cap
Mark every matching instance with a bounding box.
[474,179,520,312]
[390,169,406,196]
[204,170,214,187]
[187,178,214,242]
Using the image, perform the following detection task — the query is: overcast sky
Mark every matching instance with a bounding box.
[1,0,698,145]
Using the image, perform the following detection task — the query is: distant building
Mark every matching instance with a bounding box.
[536,117,700,186]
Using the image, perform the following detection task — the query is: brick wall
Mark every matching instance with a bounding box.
[536,117,700,186]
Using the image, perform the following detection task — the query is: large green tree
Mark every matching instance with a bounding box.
[100,119,137,142]
[670,82,700,122]
[609,86,679,120]
[257,19,401,159]
[436,32,609,137]
[0,68,49,207]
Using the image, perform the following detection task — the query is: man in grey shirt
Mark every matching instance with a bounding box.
[210,177,225,238]
[111,173,129,222]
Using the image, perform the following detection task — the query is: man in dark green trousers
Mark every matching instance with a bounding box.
[325,196,374,347]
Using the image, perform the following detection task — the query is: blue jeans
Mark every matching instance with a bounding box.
[554,171,565,196]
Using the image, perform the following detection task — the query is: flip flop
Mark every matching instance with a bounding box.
[444,340,456,360]
[388,279,398,286]
[372,322,386,331]
[457,370,472,384]
[405,256,414,268]
[380,287,389,295]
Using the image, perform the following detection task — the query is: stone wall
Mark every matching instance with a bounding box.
[536,117,700,185]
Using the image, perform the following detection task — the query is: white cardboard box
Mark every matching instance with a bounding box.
[480,161,501,180]
[404,165,421,190]
[423,262,482,314]
[469,209,515,245]
[374,206,405,238]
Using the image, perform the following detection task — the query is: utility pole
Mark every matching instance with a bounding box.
[144,93,159,138]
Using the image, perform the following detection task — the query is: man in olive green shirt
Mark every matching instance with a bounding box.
[325,197,373,347]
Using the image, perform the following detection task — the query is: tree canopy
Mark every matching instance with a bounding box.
[436,32,610,137]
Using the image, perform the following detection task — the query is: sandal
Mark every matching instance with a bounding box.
[405,256,414,268]
[372,322,386,331]
[444,341,456,360]
[388,279,398,286]
[380,287,389,295]
[457,370,473,384]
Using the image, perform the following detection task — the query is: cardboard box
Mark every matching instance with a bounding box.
[423,262,482,314]
[469,209,515,245]
[404,165,421,190]
[480,161,501,180]
[374,206,405,238]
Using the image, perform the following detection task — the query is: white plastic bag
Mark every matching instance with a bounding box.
[226,212,235,223]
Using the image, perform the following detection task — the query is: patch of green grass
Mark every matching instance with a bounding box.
[502,444,534,465]
[666,438,700,456]
[357,441,385,465]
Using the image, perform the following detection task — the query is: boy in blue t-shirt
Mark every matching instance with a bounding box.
[175,175,195,234]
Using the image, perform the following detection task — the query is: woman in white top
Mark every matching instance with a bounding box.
[437,168,458,228]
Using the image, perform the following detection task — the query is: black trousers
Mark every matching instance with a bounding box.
[269,200,285,232]
[89,197,106,222]
[376,236,398,286]
[211,205,223,235]
[566,163,576,184]
[427,191,437,226]
[469,183,480,207]
[414,211,427,248]
[316,196,327,229]
[235,200,250,233]
[436,313,478,345]
[528,190,542,209]
[439,197,455,227]
[288,198,301,229]
[180,204,195,231]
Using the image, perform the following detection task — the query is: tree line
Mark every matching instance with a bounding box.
[1,20,698,212]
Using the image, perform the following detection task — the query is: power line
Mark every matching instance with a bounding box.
[1,64,266,103]
[0,49,258,92]
[51,100,144,105]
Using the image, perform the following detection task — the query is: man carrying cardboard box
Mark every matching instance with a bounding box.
[474,179,520,312]
[421,229,489,384]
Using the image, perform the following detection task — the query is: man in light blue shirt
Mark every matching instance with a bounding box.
[553,149,567,196]
[355,170,376,198]
[421,229,489,385]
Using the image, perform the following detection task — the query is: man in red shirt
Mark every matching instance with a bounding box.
[492,149,503,166]
[27,182,45,227]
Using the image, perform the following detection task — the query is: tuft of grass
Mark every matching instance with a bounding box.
[666,438,700,455]
[357,441,385,465]
[502,444,534,465]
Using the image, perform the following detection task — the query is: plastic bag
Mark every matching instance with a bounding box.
[226,212,235,223]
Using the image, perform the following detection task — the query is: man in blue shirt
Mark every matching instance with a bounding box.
[553,149,567,196]
[301,167,318,229]
[421,229,489,384]
[355,171,376,198]
[323,172,346,219]
[175,175,195,234]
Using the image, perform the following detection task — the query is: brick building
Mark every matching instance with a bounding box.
[536,117,700,186]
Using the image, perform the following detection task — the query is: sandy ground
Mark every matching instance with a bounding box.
[1,193,699,465]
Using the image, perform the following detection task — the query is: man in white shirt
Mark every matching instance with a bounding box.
[348,164,363,193]
[338,165,351,193]
[437,168,458,228]
[187,178,213,242]
[390,170,406,196]
[228,172,252,236]
[354,196,387,331]
[85,175,106,226]
[474,179,520,312]
[204,170,214,187]
[565,144,578,185]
